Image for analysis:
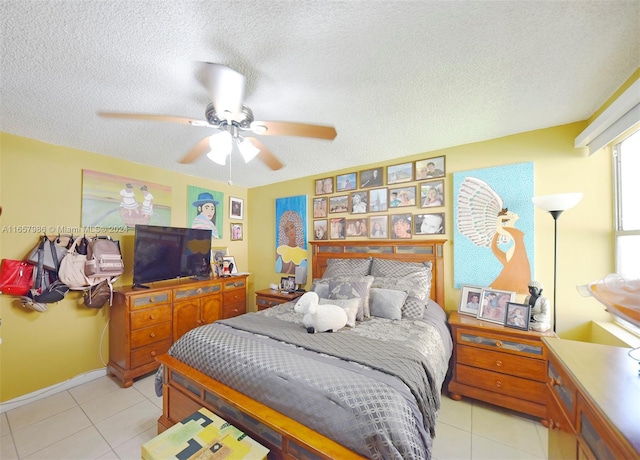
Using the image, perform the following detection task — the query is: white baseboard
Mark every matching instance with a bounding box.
[0,368,107,414]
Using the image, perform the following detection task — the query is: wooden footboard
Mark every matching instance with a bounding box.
[156,354,365,460]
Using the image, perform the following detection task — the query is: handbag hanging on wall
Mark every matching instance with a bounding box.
[0,259,34,296]
[58,237,92,290]
[27,235,67,272]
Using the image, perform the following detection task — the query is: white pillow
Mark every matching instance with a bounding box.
[319,298,359,327]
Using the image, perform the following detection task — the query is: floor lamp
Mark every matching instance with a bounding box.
[532,193,583,332]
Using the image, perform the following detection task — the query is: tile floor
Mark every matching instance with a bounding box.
[0,373,548,459]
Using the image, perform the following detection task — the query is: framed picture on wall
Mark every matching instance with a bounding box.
[389,186,416,207]
[313,197,328,218]
[387,162,413,184]
[345,218,367,237]
[419,180,444,208]
[330,217,346,239]
[315,177,334,195]
[349,191,368,214]
[336,173,357,192]
[414,213,445,235]
[229,196,243,219]
[369,215,388,239]
[329,195,348,213]
[313,219,328,240]
[359,167,383,188]
[415,156,446,180]
[390,213,412,239]
[230,223,243,241]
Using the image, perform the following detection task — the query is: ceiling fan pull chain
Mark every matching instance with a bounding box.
[228,152,233,185]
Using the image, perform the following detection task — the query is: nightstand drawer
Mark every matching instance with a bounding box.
[456,364,546,403]
[257,296,280,309]
[131,322,172,349]
[131,305,172,330]
[457,345,546,381]
[457,330,545,359]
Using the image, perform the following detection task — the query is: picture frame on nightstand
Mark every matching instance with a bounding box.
[505,302,531,330]
[477,288,515,324]
[458,285,484,317]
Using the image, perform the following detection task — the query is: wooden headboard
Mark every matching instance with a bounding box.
[310,240,446,309]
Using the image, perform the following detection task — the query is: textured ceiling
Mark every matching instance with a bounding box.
[1,1,639,188]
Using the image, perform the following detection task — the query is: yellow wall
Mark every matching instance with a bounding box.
[249,122,614,340]
[0,133,248,401]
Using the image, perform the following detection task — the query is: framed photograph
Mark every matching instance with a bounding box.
[280,276,295,292]
[313,197,328,218]
[211,246,228,257]
[368,187,388,212]
[349,191,368,214]
[229,196,244,219]
[329,195,348,213]
[330,217,346,239]
[389,185,416,208]
[359,167,383,188]
[230,223,243,241]
[419,180,444,208]
[390,213,412,239]
[414,213,445,235]
[313,219,328,240]
[336,172,357,192]
[369,215,388,239]
[505,302,531,330]
[477,288,516,324]
[222,256,238,274]
[345,218,367,237]
[387,162,413,184]
[458,285,484,316]
[415,156,446,180]
[315,177,334,195]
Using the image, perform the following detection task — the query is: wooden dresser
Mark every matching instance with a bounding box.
[543,337,640,459]
[448,311,557,420]
[108,275,248,387]
[255,289,303,310]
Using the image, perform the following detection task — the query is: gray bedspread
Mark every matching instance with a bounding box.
[157,302,451,459]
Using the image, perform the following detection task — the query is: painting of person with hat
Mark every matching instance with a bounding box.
[191,190,220,238]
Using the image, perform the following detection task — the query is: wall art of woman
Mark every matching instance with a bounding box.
[191,192,219,238]
[276,210,306,274]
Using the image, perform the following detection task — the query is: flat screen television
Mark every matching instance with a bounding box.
[132,225,212,287]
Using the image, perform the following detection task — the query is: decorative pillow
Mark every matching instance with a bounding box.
[322,257,372,278]
[371,276,429,318]
[371,259,432,278]
[319,297,359,327]
[327,275,374,320]
[310,280,330,299]
[402,296,426,318]
[370,259,432,301]
[369,288,407,320]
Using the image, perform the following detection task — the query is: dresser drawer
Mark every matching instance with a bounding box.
[456,364,546,403]
[223,302,245,318]
[223,278,246,291]
[457,345,546,381]
[174,283,221,300]
[257,296,280,310]
[130,291,171,310]
[131,322,172,349]
[131,338,172,368]
[131,305,172,330]
[457,329,545,359]
[223,289,246,305]
[547,353,578,423]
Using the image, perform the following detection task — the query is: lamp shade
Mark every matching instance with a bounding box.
[295,266,308,285]
[206,131,233,165]
[532,193,583,212]
[237,137,260,163]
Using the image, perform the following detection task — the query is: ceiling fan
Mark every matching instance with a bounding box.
[98,63,337,171]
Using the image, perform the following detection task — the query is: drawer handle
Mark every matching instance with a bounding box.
[150,332,156,338]
[550,377,561,387]
[149,314,156,320]
[495,380,502,388]
[197,288,203,294]
[150,351,156,357]
[495,360,503,367]
[549,419,561,430]
[495,340,503,347]
[149,297,156,303]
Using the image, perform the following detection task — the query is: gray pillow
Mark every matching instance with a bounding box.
[310,280,330,299]
[322,257,372,278]
[327,275,374,320]
[319,297,359,327]
[369,288,408,320]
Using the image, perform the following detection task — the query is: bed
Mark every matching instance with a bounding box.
[156,240,451,459]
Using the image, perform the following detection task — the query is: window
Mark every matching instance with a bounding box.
[613,128,640,335]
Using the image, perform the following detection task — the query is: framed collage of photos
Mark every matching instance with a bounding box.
[312,156,446,240]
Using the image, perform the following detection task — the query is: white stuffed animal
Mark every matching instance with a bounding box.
[294,292,347,333]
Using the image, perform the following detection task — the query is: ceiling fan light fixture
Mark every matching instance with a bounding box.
[207,131,232,165]
[237,137,260,163]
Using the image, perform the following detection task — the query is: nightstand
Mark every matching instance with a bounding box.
[447,311,557,421]
[255,289,304,310]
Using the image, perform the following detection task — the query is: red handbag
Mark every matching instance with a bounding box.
[0,259,34,296]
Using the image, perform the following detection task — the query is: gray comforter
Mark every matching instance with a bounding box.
[157,302,452,459]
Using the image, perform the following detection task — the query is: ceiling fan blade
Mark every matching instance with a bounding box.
[178,136,212,164]
[250,121,337,140]
[98,112,204,125]
[246,137,284,170]
[203,63,246,118]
